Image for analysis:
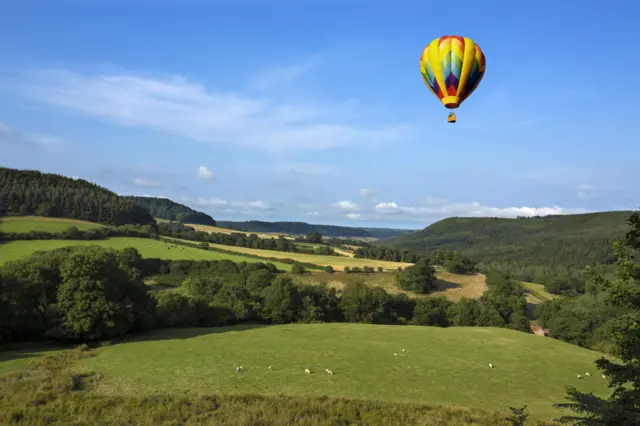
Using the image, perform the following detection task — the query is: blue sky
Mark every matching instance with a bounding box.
[1,1,639,229]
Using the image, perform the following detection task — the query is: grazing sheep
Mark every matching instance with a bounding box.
[268,366,273,370]
[325,368,333,376]
[393,353,398,356]
[402,349,405,352]
[489,363,493,368]
[236,366,244,372]
[305,368,311,375]
[585,372,591,377]
[601,374,607,380]
[577,374,582,379]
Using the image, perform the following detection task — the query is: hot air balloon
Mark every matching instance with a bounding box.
[419,35,486,123]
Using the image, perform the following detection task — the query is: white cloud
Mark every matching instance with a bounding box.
[197,165,213,179]
[359,188,376,196]
[307,211,320,216]
[132,178,161,188]
[337,200,360,211]
[372,199,589,220]
[575,185,599,199]
[6,69,412,152]
[249,55,321,90]
[196,197,228,207]
[346,213,361,219]
[0,121,65,150]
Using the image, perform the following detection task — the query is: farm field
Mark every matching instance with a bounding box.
[201,241,413,271]
[0,238,294,271]
[67,323,609,421]
[185,222,294,239]
[522,281,558,304]
[296,270,488,301]
[0,216,103,232]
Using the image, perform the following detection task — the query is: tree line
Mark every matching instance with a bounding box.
[0,167,154,226]
[123,196,217,226]
[0,245,530,344]
[354,245,478,274]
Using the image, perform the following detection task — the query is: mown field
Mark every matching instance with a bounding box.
[0,216,103,232]
[185,222,294,240]
[200,241,412,271]
[296,270,488,302]
[0,238,294,271]
[46,323,609,421]
[522,282,558,304]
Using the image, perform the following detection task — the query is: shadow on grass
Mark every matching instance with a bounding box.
[118,323,274,345]
[434,279,462,292]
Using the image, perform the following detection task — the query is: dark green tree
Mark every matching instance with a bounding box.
[263,275,301,323]
[395,259,437,294]
[554,210,640,425]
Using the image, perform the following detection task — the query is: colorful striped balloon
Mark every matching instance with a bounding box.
[420,35,486,109]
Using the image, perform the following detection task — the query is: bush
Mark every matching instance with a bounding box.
[291,262,306,275]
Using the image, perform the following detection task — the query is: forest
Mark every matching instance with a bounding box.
[0,168,154,226]
[123,195,216,226]
[217,220,411,239]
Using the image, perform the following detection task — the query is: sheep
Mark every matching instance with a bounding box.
[577,374,582,379]
[325,368,333,376]
[236,366,244,372]
[601,374,607,380]
[489,363,493,369]
[305,368,311,375]
[585,372,591,377]
[401,349,405,352]
[393,353,398,356]
[268,365,273,370]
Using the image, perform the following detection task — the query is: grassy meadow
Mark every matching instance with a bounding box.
[202,241,413,271]
[0,216,103,232]
[295,270,488,302]
[59,323,610,421]
[522,282,558,304]
[0,238,294,271]
[185,222,294,240]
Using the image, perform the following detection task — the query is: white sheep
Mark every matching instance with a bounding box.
[393,353,398,356]
[577,374,582,379]
[236,366,243,372]
[601,374,607,380]
[401,349,405,352]
[489,363,493,368]
[305,368,310,375]
[585,372,591,377]
[268,365,273,370]
[325,368,333,376]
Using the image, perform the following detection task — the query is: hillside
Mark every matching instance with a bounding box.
[217,220,411,239]
[382,212,632,279]
[123,195,216,226]
[18,324,610,421]
[0,167,154,226]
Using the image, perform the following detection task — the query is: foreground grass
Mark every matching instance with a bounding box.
[0,238,292,270]
[0,346,545,426]
[296,270,488,301]
[70,324,608,421]
[0,216,103,233]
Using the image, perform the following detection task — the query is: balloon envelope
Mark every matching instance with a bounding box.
[420,35,486,109]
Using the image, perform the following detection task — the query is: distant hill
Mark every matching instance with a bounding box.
[0,167,154,226]
[216,220,412,239]
[382,211,634,280]
[123,196,216,226]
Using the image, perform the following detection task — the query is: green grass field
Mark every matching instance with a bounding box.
[0,238,293,271]
[0,216,103,233]
[522,282,558,304]
[70,324,609,421]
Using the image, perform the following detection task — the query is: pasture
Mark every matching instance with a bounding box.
[69,323,610,421]
[522,281,558,304]
[201,241,413,271]
[184,222,295,240]
[0,216,103,232]
[0,238,293,270]
[296,270,488,302]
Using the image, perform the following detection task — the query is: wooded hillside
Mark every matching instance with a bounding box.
[382,212,633,281]
[0,168,154,226]
[123,196,216,226]
[217,220,411,239]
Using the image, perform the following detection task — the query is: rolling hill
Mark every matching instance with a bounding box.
[217,220,413,239]
[123,195,216,226]
[382,211,633,280]
[0,167,154,226]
